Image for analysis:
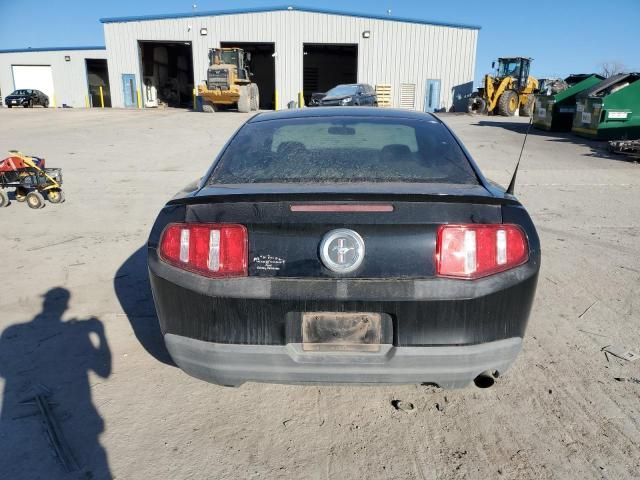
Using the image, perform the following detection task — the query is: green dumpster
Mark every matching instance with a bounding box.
[533,74,604,131]
[572,73,640,140]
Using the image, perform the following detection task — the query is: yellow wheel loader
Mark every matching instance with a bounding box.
[468,57,538,117]
[198,48,259,113]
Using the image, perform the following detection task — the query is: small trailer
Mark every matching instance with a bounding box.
[608,139,640,160]
[0,151,64,209]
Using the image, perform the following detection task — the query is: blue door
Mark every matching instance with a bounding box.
[424,79,441,113]
[122,74,136,108]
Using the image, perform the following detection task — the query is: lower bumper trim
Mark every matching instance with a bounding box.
[165,334,522,389]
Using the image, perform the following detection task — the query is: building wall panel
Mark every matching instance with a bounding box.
[0,49,107,108]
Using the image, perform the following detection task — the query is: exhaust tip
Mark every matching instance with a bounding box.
[474,370,498,389]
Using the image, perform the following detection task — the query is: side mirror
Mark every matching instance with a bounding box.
[491,61,495,69]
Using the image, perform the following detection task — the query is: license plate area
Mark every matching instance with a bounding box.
[301,312,382,352]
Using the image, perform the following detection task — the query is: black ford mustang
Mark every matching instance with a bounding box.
[148,107,540,388]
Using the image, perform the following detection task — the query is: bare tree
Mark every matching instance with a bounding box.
[599,61,627,78]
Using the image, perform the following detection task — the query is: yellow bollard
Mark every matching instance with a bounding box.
[298,91,304,108]
[274,90,279,111]
[99,86,104,108]
[52,95,57,108]
[85,95,90,108]
[192,88,197,110]
[137,89,141,109]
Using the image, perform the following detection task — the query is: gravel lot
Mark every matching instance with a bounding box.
[0,108,639,480]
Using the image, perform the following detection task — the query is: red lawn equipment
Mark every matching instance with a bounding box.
[0,151,64,209]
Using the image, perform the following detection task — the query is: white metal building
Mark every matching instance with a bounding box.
[101,5,479,111]
[0,47,109,108]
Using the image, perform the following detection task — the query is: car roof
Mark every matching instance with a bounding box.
[328,83,371,88]
[249,107,440,123]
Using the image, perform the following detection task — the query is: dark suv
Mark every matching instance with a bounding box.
[319,84,377,107]
[4,89,49,108]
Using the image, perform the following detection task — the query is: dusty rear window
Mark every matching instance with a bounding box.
[207,116,479,185]
[272,123,419,152]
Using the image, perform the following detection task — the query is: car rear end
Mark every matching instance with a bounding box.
[148,109,540,388]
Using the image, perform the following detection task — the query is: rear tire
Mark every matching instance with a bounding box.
[43,99,49,108]
[467,96,487,114]
[26,191,45,209]
[237,86,251,113]
[0,190,9,208]
[47,189,65,204]
[498,90,519,116]
[15,187,28,202]
[250,84,259,111]
[202,101,216,113]
[520,95,534,117]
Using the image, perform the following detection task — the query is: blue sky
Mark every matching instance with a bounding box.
[1,0,638,86]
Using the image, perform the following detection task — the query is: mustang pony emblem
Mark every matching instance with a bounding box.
[320,229,365,273]
[332,239,355,264]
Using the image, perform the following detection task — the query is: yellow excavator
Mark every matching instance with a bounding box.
[468,57,538,116]
[198,48,259,113]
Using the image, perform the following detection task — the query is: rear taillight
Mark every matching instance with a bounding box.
[159,223,248,277]
[436,224,528,279]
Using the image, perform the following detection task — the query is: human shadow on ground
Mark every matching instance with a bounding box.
[114,246,174,366]
[0,287,112,479]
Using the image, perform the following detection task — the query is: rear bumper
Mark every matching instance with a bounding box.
[149,259,539,347]
[199,89,240,103]
[165,334,522,388]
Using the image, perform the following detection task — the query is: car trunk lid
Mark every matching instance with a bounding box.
[170,183,507,279]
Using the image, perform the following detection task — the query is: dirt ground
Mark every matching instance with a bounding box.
[0,108,639,480]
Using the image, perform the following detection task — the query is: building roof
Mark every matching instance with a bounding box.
[0,46,106,54]
[100,5,480,30]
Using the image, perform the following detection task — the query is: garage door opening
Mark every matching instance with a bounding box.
[86,59,111,107]
[303,44,358,105]
[12,65,54,104]
[220,42,275,110]
[139,41,194,108]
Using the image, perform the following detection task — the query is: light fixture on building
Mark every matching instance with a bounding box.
[64,55,71,62]
[200,27,208,36]
[362,31,371,39]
